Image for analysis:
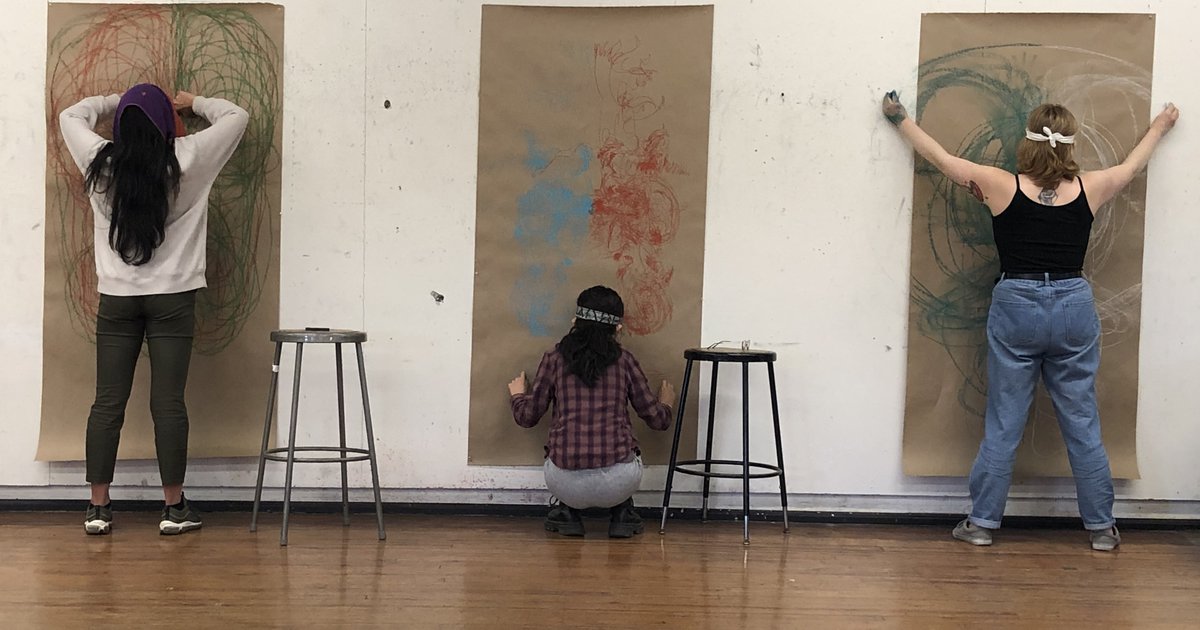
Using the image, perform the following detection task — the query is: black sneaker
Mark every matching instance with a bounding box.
[544,501,585,537]
[84,503,112,535]
[159,495,202,535]
[608,498,644,538]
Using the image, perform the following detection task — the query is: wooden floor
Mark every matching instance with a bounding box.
[1,512,1198,628]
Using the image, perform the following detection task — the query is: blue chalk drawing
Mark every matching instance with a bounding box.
[510,132,594,337]
[524,131,555,173]
[514,182,593,247]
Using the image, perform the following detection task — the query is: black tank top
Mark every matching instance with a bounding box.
[991,174,1093,273]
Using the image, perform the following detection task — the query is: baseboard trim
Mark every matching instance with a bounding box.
[2,496,1196,530]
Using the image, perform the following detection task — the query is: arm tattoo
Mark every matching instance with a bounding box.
[967,180,985,202]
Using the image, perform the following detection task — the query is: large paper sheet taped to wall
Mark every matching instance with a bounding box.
[469,6,713,465]
[903,13,1153,478]
[39,3,283,461]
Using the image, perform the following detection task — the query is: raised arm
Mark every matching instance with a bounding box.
[173,91,249,172]
[58,94,120,173]
[882,90,1013,215]
[1080,103,1179,211]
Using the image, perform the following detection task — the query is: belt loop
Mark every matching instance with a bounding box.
[1042,272,1051,285]
[1000,272,1007,281]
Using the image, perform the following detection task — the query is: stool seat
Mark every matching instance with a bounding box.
[270,329,367,344]
[684,347,776,362]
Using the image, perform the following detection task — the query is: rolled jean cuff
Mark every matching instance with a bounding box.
[968,515,1001,530]
[1084,520,1116,531]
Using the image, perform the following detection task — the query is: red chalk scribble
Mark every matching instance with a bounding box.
[591,40,683,336]
[48,7,175,334]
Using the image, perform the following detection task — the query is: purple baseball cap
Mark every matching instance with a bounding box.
[114,83,177,142]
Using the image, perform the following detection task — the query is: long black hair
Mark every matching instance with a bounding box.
[84,106,181,266]
[558,286,624,387]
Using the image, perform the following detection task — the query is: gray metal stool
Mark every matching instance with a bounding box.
[659,347,789,544]
[250,328,386,546]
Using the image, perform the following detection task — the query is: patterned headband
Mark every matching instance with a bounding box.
[576,306,621,326]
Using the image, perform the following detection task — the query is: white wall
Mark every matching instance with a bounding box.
[2,0,1197,519]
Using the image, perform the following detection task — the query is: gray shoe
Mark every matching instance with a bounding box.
[84,503,112,535]
[952,519,993,546]
[1090,526,1121,551]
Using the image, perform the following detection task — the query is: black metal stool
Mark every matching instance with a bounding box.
[659,347,789,544]
[250,328,386,546]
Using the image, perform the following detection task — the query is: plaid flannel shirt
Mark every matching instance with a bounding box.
[511,348,673,470]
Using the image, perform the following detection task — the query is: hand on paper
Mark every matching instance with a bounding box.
[508,372,527,397]
[658,380,676,406]
[881,90,908,126]
[1152,103,1180,135]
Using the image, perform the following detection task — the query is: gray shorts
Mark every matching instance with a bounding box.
[543,455,643,509]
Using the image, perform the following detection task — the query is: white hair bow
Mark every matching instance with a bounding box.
[1025,126,1075,148]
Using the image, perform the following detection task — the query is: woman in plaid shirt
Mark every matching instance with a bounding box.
[509,286,676,538]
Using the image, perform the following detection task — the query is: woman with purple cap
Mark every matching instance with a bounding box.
[59,83,248,536]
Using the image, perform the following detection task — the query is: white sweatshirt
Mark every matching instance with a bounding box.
[59,94,250,296]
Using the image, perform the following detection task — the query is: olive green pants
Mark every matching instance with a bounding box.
[86,290,196,485]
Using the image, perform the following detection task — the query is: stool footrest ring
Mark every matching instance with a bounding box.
[672,459,782,479]
[263,446,371,464]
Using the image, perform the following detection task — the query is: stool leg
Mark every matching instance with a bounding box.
[742,362,751,546]
[356,343,386,541]
[335,343,350,526]
[280,343,305,546]
[768,362,789,533]
[659,359,694,535]
[701,363,720,523]
[251,342,284,533]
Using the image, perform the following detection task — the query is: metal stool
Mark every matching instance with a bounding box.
[250,328,386,546]
[659,347,788,544]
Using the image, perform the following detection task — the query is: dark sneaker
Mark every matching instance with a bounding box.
[84,503,112,535]
[159,496,202,535]
[608,498,644,538]
[1090,526,1121,551]
[544,502,585,537]
[952,518,993,546]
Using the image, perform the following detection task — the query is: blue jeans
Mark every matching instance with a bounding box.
[967,276,1115,531]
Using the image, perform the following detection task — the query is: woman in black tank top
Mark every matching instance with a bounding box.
[881,91,1178,551]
